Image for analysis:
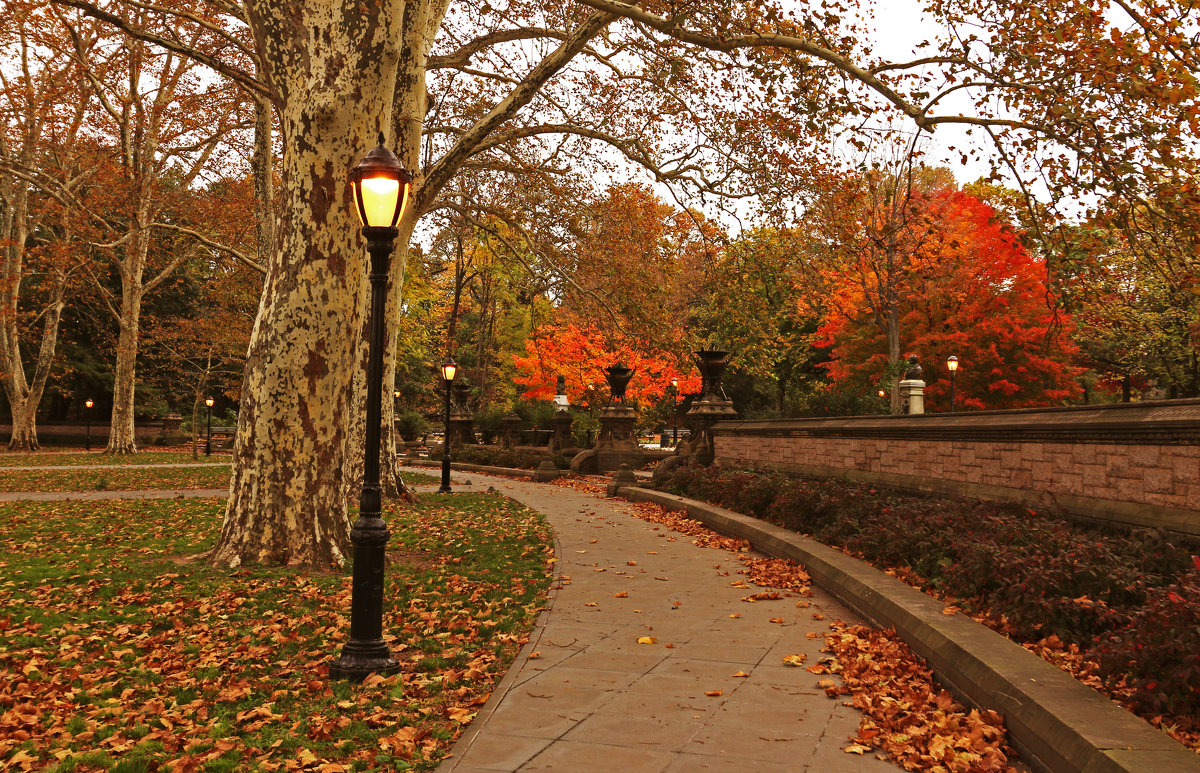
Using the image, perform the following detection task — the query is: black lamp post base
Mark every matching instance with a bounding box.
[328,639,400,681]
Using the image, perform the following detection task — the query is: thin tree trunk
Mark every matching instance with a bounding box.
[107,270,145,454]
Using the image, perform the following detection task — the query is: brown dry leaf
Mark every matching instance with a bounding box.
[782,654,807,667]
[769,617,785,624]
[732,670,751,678]
[613,592,628,598]
[527,651,542,659]
[844,743,871,754]
[942,605,962,616]
[637,636,657,645]
[705,689,723,697]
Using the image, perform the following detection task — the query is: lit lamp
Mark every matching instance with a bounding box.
[84,399,94,451]
[947,355,959,413]
[329,135,413,682]
[439,358,457,494]
[204,396,214,456]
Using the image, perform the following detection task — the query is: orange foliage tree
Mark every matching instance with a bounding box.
[816,190,1083,410]
[512,323,700,411]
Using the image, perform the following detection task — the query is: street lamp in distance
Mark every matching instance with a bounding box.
[439,358,457,494]
[84,399,94,451]
[328,135,413,682]
[947,355,959,413]
[204,397,214,456]
[670,377,679,445]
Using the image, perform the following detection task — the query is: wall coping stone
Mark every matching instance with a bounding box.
[618,485,1200,773]
[712,398,1200,445]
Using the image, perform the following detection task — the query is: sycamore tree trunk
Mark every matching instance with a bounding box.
[208,0,409,569]
[107,306,144,454]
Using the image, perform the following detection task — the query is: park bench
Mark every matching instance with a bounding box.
[209,426,235,449]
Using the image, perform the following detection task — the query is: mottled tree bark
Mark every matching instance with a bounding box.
[209,0,408,569]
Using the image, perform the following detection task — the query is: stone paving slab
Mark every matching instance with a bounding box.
[432,474,902,773]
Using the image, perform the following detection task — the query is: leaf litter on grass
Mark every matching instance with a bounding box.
[0,493,553,771]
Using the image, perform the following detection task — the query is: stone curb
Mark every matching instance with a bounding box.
[619,485,1200,773]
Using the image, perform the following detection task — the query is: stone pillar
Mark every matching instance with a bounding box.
[898,355,925,415]
[899,379,926,414]
[571,363,642,473]
[595,404,643,472]
[500,413,522,448]
[687,350,739,465]
[548,409,575,453]
[448,382,475,446]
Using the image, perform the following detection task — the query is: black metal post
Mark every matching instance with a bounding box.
[671,385,678,445]
[205,404,213,456]
[439,377,452,493]
[329,224,401,681]
[85,406,92,452]
[949,370,956,413]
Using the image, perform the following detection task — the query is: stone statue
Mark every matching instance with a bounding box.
[904,354,923,381]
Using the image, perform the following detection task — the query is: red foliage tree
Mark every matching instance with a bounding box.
[513,323,700,409]
[817,191,1083,410]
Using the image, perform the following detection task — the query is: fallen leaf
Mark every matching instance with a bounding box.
[705,689,723,697]
[637,636,657,645]
[732,670,751,678]
[782,654,807,667]
[844,743,871,754]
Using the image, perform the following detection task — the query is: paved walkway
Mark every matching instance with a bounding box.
[431,472,900,773]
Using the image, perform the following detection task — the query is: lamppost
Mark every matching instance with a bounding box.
[204,397,214,456]
[84,399,94,451]
[947,355,959,413]
[328,136,413,682]
[670,377,679,445]
[438,358,457,494]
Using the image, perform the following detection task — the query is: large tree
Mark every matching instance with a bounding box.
[59,0,1200,568]
[0,1,97,450]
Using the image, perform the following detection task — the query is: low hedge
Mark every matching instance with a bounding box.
[449,445,567,471]
[654,461,1200,732]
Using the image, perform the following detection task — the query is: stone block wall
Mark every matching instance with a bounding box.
[712,399,1200,535]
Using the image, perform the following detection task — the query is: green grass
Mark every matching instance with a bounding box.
[0,493,554,771]
[0,451,221,467]
[0,463,434,492]
[0,465,233,493]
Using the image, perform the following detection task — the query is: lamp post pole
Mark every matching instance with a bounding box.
[670,377,678,445]
[329,138,412,682]
[84,399,94,451]
[204,397,214,456]
[439,358,456,494]
[947,356,959,413]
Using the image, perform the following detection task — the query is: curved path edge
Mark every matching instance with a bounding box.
[617,485,1200,773]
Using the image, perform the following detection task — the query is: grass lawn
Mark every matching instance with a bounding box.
[0,493,554,771]
[0,466,234,493]
[0,457,439,493]
[0,451,221,467]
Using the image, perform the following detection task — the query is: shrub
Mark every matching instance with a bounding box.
[652,460,1199,722]
[395,408,428,441]
[1096,557,1200,725]
[450,445,565,470]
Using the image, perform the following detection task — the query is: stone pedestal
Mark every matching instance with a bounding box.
[500,414,522,447]
[548,410,575,453]
[594,405,644,473]
[161,413,183,435]
[899,379,926,415]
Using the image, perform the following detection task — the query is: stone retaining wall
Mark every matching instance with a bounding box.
[712,399,1200,536]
